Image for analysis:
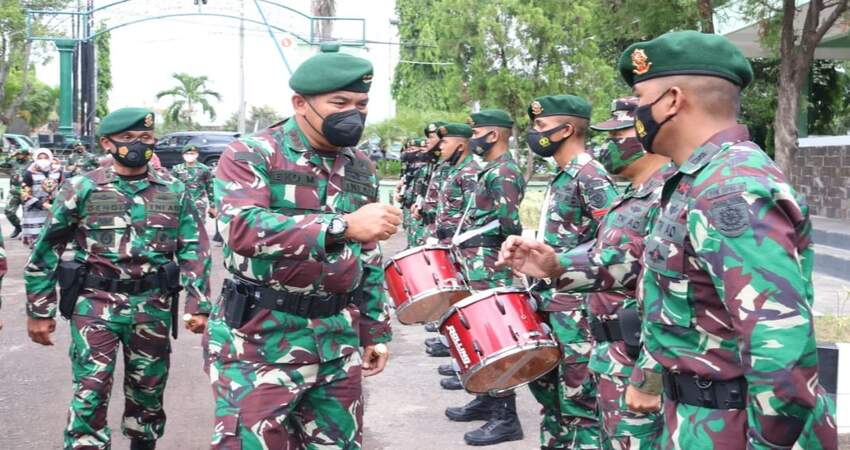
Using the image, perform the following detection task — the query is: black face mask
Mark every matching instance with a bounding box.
[445,145,464,165]
[469,131,495,157]
[526,124,570,158]
[634,89,676,153]
[108,138,153,168]
[305,102,366,148]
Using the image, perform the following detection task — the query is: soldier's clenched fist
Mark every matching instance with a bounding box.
[344,203,402,242]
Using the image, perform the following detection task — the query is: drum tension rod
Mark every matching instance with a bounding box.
[495,298,507,315]
[392,262,403,275]
[459,311,471,329]
[422,252,431,265]
[472,339,484,356]
[507,325,520,342]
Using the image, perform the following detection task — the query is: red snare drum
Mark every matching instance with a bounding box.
[439,288,561,393]
[384,245,470,325]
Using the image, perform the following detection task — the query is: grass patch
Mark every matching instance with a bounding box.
[520,190,544,231]
[815,315,850,343]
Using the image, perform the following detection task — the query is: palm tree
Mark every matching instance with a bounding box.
[155,73,221,127]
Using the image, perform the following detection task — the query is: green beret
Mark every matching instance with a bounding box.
[97,107,155,136]
[469,109,513,129]
[437,123,473,139]
[424,120,448,136]
[618,30,753,88]
[527,95,591,120]
[182,143,199,153]
[289,42,374,95]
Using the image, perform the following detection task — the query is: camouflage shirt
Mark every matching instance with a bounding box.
[171,162,214,206]
[66,150,101,176]
[421,162,452,231]
[538,152,619,250]
[435,153,479,244]
[463,151,526,238]
[209,118,392,365]
[638,125,831,446]
[556,164,674,380]
[24,165,211,322]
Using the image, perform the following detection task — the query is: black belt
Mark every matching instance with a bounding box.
[233,278,359,319]
[662,370,747,410]
[458,235,505,249]
[590,319,622,342]
[84,272,160,294]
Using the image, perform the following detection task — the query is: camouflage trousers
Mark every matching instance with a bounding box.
[66,315,171,449]
[595,373,661,450]
[459,246,514,291]
[402,209,416,249]
[209,352,363,449]
[658,387,837,450]
[529,293,599,449]
[4,192,20,228]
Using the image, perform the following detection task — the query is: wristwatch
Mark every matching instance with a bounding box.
[327,215,349,243]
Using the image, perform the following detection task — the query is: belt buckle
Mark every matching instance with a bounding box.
[694,376,713,390]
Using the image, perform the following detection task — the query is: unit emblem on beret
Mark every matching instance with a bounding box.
[363,74,373,84]
[631,49,652,75]
[530,101,543,116]
[428,123,437,132]
[144,113,154,128]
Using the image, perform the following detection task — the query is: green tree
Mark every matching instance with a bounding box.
[95,21,112,119]
[155,73,221,127]
[222,105,280,132]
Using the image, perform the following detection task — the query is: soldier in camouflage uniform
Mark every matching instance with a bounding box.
[444,109,526,447]
[500,97,670,449]
[617,31,836,449]
[170,143,215,219]
[515,95,617,449]
[434,124,479,245]
[397,139,427,249]
[410,129,440,247]
[66,140,101,176]
[24,107,211,450]
[414,122,453,243]
[0,147,31,238]
[206,43,398,449]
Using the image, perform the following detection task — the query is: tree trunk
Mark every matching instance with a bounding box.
[773,68,801,176]
[697,0,714,33]
[311,0,336,42]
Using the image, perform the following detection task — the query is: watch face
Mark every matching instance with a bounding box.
[330,218,344,234]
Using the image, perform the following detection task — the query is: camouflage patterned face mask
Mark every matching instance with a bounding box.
[597,137,645,174]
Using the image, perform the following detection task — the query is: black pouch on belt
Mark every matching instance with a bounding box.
[221,279,252,329]
[618,306,642,359]
[58,260,89,320]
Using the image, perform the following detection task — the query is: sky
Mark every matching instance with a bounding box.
[36,0,399,128]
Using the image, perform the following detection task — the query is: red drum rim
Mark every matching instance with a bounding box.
[382,244,455,269]
[394,286,472,324]
[437,286,530,327]
[460,340,561,393]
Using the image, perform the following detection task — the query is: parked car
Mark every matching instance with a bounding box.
[3,133,35,153]
[385,143,402,161]
[154,131,239,168]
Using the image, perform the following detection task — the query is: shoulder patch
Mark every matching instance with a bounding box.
[234,152,264,164]
[709,196,750,237]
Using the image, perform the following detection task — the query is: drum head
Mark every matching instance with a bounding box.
[463,344,561,393]
[396,288,470,325]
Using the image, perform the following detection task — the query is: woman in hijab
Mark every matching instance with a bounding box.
[21,148,63,248]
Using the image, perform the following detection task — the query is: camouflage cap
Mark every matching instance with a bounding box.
[182,143,199,153]
[527,95,591,120]
[591,96,639,131]
[469,109,514,129]
[437,123,473,139]
[97,107,155,136]
[618,30,753,88]
[424,120,448,137]
[289,42,374,95]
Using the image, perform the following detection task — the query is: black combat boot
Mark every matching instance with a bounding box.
[130,439,157,450]
[438,363,455,376]
[424,322,439,332]
[424,336,442,348]
[9,225,21,239]
[463,395,523,446]
[426,341,450,357]
[440,375,463,390]
[445,395,495,422]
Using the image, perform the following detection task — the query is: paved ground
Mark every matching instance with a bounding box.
[0,225,539,449]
